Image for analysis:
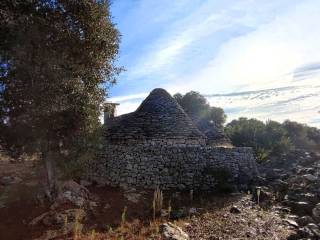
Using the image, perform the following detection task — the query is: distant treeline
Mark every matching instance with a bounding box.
[175,91,320,162]
[225,118,320,162]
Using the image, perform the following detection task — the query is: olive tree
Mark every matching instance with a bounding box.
[0,0,121,198]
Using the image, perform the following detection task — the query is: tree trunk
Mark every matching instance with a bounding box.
[43,150,57,201]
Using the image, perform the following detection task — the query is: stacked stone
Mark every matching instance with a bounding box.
[87,88,258,190]
[89,143,258,190]
[105,88,206,145]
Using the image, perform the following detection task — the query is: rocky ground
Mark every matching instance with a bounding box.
[258,149,320,239]
[175,195,294,240]
[2,150,319,239]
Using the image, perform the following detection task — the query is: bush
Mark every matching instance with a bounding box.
[57,125,105,179]
[225,118,294,162]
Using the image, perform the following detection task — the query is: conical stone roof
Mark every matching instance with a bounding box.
[105,88,206,143]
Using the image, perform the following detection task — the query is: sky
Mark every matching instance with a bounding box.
[108,0,320,128]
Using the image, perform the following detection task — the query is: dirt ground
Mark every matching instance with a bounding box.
[0,159,47,240]
[0,158,154,240]
[0,157,294,240]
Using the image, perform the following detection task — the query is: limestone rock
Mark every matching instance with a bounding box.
[52,180,90,208]
[30,209,85,227]
[284,219,299,228]
[230,206,241,214]
[306,223,320,238]
[0,176,22,185]
[298,216,315,226]
[87,88,258,191]
[303,174,318,182]
[34,222,83,240]
[124,190,142,203]
[312,203,320,222]
[159,222,189,240]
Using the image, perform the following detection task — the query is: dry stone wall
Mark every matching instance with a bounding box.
[89,142,258,190]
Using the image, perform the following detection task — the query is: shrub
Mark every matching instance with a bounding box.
[225,118,295,162]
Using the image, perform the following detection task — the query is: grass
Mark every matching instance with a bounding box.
[0,160,294,240]
[77,219,162,240]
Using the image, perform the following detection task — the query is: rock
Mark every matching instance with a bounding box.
[230,206,241,214]
[30,209,86,227]
[245,228,257,238]
[61,191,86,207]
[300,193,318,203]
[80,180,92,187]
[306,223,320,237]
[104,203,111,209]
[312,203,320,222]
[52,180,90,208]
[89,201,98,209]
[124,191,142,203]
[159,222,189,240]
[252,186,273,205]
[303,174,318,182]
[177,184,186,190]
[273,206,291,214]
[59,180,90,199]
[285,201,312,216]
[297,216,315,226]
[296,227,315,239]
[298,168,315,175]
[34,222,83,240]
[30,212,52,226]
[284,219,299,228]
[171,208,188,220]
[0,176,22,185]
[188,207,198,216]
[256,176,268,185]
[161,209,169,217]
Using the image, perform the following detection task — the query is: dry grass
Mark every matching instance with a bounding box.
[0,159,294,240]
[77,219,162,240]
[176,196,294,240]
[74,195,294,240]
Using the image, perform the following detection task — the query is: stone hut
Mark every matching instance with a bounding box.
[105,88,206,145]
[89,88,258,190]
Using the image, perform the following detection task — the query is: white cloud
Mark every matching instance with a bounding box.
[109,92,148,102]
[173,0,320,93]
[128,0,276,80]
[110,0,320,128]
[112,85,320,128]
[206,85,320,128]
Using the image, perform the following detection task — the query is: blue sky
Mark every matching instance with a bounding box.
[108,0,320,127]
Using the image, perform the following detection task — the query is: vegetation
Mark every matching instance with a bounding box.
[0,0,121,197]
[174,91,226,128]
[282,120,320,150]
[226,118,320,162]
[174,91,320,162]
[152,187,163,220]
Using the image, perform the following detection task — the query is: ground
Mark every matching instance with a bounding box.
[0,156,294,240]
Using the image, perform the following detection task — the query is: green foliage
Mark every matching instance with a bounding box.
[0,0,121,185]
[59,124,106,179]
[226,118,319,162]
[174,91,226,128]
[255,148,271,163]
[226,118,293,161]
[282,120,320,150]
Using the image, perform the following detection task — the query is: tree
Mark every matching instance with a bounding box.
[225,118,293,162]
[0,0,121,198]
[282,120,320,150]
[174,91,227,128]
